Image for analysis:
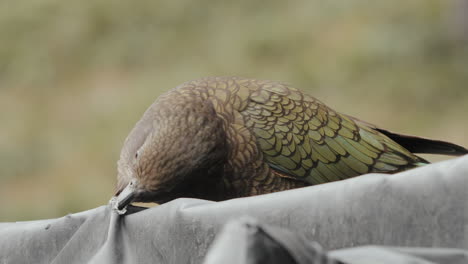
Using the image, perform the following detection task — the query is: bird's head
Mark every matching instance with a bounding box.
[113,93,226,212]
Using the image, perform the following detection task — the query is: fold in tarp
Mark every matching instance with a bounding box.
[203,217,468,264]
[1,155,467,264]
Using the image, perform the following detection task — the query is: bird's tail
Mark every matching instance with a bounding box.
[346,114,468,156]
[375,128,468,156]
[376,128,468,156]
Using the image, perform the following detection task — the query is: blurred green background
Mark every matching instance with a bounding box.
[1,0,467,221]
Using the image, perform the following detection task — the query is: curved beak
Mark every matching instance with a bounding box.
[113,180,137,214]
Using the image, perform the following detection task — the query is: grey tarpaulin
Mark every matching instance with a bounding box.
[203,217,468,264]
[1,155,467,264]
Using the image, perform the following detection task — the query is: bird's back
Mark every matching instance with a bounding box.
[172,77,442,186]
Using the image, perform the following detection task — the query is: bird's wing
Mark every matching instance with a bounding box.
[241,83,425,185]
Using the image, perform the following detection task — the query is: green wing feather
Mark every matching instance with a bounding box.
[241,81,426,185]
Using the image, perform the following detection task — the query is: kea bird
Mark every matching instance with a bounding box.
[112,77,468,213]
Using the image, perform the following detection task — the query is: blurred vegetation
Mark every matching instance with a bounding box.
[0,0,467,221]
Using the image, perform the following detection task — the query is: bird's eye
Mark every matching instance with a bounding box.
[135,151,139,159]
